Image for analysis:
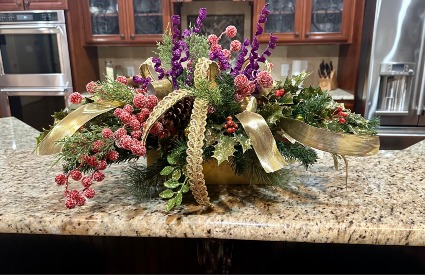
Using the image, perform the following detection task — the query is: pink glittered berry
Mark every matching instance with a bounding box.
[135,88,148,94]
[96,160,108,170]
[225,25,237,38]
[55,174,67,185]
[131,130,142,139]
[93,171,105,182]
[207,34,219,45]
[70,170,82,181]
[133,94,147,109]
[230,40,241,52]
[69,92,83,105]
[65,198,77,209]
[83,188,96,199]
[123,104,134,114]
[85,156,98,167]
[129,118,141,131]
[107,150,119,161]
[119,135,133,150]
[81,176,92,188]
[274,88,285,97]
[101,128,114,139]
[113,127,127,140]
[119,111,132,124]
[76,196,86,206]
[222,49,231,60]
[210,43,222,53]
[113,108,123,118]
[256,71,273,88]
[234,74,249,90]
[86,81,97,94]
[137,108,150,122]
[116,75,128,85]
[146,95,158,110]
[130,142,147,157]
[68,189,80,200]
[92,140,104,152]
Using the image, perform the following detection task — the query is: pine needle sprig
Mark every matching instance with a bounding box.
[93,78,136,104]
[154,26,173,70]
[125,160,168,201]
[276,141,318,169]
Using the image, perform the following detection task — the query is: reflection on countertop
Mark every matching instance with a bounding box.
[0,117,425,246]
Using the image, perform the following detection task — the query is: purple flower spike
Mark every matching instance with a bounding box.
[193,8,207,34]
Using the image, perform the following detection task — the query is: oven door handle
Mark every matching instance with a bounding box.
[0,25,64,34]
[0,87,71,96]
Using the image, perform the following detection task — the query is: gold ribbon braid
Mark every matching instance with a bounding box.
[185,98,211,206]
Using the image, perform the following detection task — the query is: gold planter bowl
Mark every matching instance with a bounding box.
[147,150,250,185]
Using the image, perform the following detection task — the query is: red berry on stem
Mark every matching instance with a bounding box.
[339,117,346,124]
[55,174,67,185]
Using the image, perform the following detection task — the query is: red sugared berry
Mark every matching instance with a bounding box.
[83,188,96,199]
[123,104,134,114]
[96,160,107,170]
[55,174,67,185]
[101,128,113,139]
[93,171,105,182]
[65,198,77,209]
[81,176,92,188]
[107,150,119,161]
[70,170,82,181]
[339,117,346,124]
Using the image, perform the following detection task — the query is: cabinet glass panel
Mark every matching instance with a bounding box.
[89,0,119,35]
[311,0,343,33]
[264,0,295,33]
[133,0,163,35]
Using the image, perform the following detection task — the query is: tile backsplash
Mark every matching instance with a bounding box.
[98,44,338,88]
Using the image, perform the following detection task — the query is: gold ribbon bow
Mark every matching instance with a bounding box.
[35,101,122,155]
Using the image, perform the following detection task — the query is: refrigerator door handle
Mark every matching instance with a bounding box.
[415,17,425,115]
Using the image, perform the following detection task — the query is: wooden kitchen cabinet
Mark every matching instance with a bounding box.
[253,0,355,44]
[81,0,171,45]
[0,0,67,11]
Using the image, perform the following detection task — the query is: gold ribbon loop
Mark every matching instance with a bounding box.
[236,111,287,173]
[278,118,380,156]
[35,101,122,155]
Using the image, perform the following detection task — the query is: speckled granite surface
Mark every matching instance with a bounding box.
[1,117,425,246]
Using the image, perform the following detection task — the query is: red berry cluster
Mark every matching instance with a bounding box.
[274,88,285,97]
[334,106,348,124]
[224,116,238,134]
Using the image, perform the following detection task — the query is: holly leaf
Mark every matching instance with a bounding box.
[235,133,252,153]
[212,136,236,166]
[166,198,176,211]
[280,92,293,104]
[159,189,174,198]
[160,166,174,176]
[259,103,284,125]
[163,179,180,189]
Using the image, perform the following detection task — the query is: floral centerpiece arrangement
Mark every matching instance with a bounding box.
[36,5,380,211]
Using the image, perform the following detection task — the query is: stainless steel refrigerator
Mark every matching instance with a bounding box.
[356,0,425,149]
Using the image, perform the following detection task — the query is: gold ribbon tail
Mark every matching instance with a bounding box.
[236,111,286,173]
[34,101,122,155]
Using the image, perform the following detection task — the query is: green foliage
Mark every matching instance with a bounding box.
[125,160,168,201]
[190,78,222,106]
[292,89,334,127]
[276,141,318,169]
[92,78,135,104]
[184,32,209,68]
[212,73,241,117]
[213,135,236,165]
[154,26,173,70]
[258,103,284,126]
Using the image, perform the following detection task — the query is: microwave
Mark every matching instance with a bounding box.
[0,10,72,131]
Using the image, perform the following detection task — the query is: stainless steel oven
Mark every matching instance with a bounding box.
[0,10,72,131]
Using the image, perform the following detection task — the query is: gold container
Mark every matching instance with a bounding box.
[147,150,250,185]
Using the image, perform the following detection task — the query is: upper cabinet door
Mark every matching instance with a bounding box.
[127,0,169,44]
[255,0,355,44]
[82,0,127,44]
[0,0,67,11]
[262,0,303,42]
[303,0,354,42]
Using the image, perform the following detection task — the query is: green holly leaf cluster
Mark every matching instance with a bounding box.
[212,135,237,165]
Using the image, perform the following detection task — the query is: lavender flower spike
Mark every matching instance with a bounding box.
[194,8,207,33]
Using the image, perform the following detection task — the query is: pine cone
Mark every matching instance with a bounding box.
[160,97,194,152]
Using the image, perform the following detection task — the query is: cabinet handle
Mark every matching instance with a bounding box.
[15,0,21,6]
[120,34,125,39]
[294,32,300,38]
[305,32,311,38]
[130,34,135,39]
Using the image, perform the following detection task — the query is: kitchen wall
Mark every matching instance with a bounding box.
[97,44,339,88]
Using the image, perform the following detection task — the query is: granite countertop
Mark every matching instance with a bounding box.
[1,117,424,246]
[328,88,355,101]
